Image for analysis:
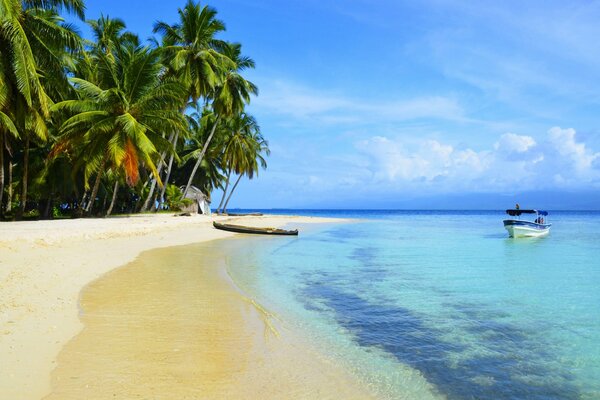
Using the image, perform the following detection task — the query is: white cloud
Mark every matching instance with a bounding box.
[356,136,491,188]
[495,133,536,153]
[547,127,599,173]
[353,126,600,193]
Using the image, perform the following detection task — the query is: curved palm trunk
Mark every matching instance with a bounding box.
[155,132,179,211]
[77,190,88,217]
[106,180,119,216]
[141,178,158,212]
[43,190,53,219]
[17,137,30,219]
[222,174,243,214]
[86,155,107,216]
[6,160,13,213]
[0,132,4,215]
[216,169,231,214]
[182,116,220,199]
[141,132,175,212]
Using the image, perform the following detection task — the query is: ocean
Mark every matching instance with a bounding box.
[225,210,600,399]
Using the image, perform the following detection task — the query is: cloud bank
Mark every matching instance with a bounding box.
[355,127,600,194]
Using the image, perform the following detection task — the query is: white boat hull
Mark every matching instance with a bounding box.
[504,223,550,238]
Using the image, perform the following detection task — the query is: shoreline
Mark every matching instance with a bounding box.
[0,213,353,399]
[45,238,375,399]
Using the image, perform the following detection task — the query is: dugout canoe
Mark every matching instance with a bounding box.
[213,221,298,236]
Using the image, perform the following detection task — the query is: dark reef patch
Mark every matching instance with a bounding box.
[303,284,579,400]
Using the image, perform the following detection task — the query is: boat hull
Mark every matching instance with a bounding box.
[213,221,298,235]
[503,220,551,238]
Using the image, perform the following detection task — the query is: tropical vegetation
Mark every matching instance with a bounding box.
[0,0,268,220]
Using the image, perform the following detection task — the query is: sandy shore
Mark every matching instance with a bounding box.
[0,213,368,399]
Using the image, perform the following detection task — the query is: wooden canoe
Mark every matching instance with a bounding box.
[225,212,264,216]
[213,221,298,236]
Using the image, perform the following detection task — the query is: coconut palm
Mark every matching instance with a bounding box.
[0,0,83,217]
[51,43,188,215]
[175,109,224,198]
[182,41,257,198]
[153,0,230,104]
[148,0,232,208]
[87,14,139,57]
[216,112,258,213]
[0,69,19,214]
[221,122,268,214]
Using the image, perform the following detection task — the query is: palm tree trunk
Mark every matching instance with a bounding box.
[86,156,107,215]
[150,185,161,212]
[141,177,158,212]
[76,190,87,217]
[222,174,243,214]
[17,137,30,219]
[216,169,231,214]
[6,160,13,213]
[141,132,175,212]
[0,132,4,215]
[182,116,220,198]
[156,132,179,211]
[106,180,119,216]
[43,193,53,219]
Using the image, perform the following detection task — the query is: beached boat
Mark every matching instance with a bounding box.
[213,221,298,235]
[225,212,264,216]
[503,209,551,238]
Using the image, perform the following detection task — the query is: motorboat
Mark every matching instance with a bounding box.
[503,209,551,238]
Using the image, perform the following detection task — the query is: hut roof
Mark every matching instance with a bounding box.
[181,186,211,203]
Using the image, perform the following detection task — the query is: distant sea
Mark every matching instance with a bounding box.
[225,210,600,399]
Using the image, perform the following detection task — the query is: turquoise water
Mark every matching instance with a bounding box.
[225,211,600,399]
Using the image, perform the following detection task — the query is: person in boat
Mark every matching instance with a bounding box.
[535,216,545,224]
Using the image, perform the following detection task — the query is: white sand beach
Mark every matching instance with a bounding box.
[0,214,371,400]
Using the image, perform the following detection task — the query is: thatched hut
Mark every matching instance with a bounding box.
[181,186,211,215]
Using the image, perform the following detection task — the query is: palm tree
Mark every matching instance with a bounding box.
[150,0,233,208]
[87,14,139,57]
[0,0,83,217]
[216,112,258,213]
[176,109,224,199]
[104,169,121,216]
[221,122,269,214]
[182,41,257,198]
[153,0,230,104]
[0,71,19,214]
[51,43,188,215]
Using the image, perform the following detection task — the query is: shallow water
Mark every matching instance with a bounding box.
[47,239,376,399]
[226,210,600,399]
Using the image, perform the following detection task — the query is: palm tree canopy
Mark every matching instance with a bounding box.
[0,0,84,115]
[211,42,257,117]
[153,0,232,103]
[87,14,128,55]
[222,112,268,178]
[51,43,189,187]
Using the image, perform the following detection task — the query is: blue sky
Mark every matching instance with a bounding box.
[72,1,600,209]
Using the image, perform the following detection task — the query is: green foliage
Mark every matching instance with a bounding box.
[0,0,267,219]
[52,206,62,218]
[24,208,40,219]
[164,184,192,211]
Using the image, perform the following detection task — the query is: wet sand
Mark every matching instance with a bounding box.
[0,214,363,399]
[45,240,375,399]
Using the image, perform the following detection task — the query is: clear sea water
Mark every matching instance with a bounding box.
[224,210,600,400]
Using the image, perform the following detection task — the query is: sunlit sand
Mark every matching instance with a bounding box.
[0,214,360,399]
[45,240,373,399]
